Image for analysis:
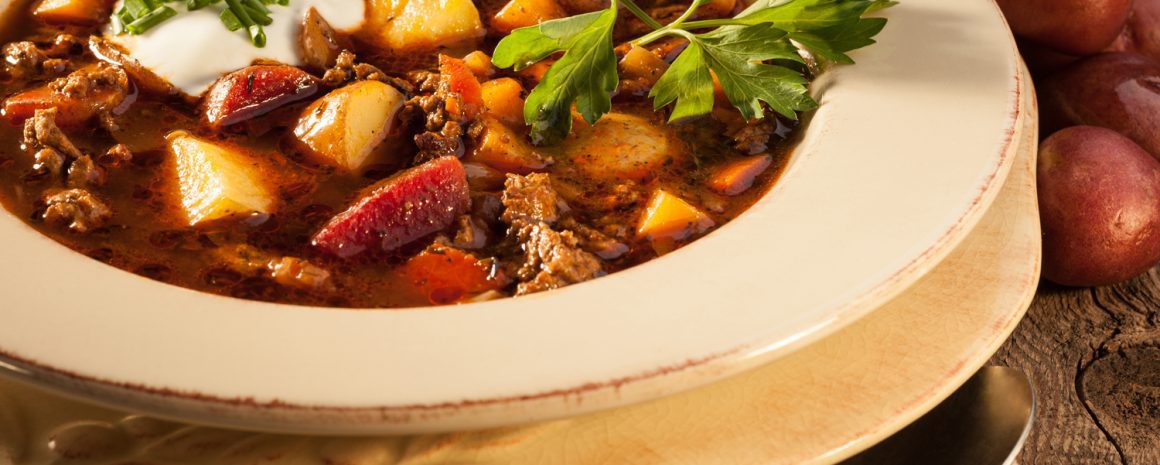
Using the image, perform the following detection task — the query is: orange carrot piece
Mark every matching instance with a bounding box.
[399,247,510,304]
[439,55,484,120]
[708,154,773,196]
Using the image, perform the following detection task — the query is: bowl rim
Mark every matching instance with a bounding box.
[0,0,1023,434]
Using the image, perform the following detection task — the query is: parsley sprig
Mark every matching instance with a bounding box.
[113,0,290,47]
[493,0,895,145]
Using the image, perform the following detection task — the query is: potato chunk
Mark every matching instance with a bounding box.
[168,131,276,226]
[637,189,714,242]
[293,80,405,172]
[363,0,485,50]
[491,0,567,34]
[564,112,678,181]
[32,0,110,25]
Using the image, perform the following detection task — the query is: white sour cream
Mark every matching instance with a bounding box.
[110,0,364,96]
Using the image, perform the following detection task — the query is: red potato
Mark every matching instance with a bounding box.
[313,156,470,258]
[1106,0,1160,62]
[202,65,318,130]
[1040,53,1160,158]
[1038,126,1160,287]
[995,0,1131,55]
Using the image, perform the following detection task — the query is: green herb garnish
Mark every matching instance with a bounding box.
[493,0,895,145]
[112,0,289,47]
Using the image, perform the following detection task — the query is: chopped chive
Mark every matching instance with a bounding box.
[245,0,271,14]
[122,0,153,18]
[219,9,244,30]
[124,6,178,34]
[244,4,272,25]
[248,24,267,47]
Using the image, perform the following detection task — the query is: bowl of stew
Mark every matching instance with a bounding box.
[0,0,1022,433]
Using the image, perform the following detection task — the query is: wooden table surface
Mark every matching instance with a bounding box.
[991,273,1160,464]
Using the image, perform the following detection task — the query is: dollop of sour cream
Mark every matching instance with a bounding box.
[109,0,364,96]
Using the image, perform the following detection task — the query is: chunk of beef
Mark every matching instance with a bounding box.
[31,148,65,178]
[731,119,775,155]
[89,36,184,99]
[500,173,605,294]
[213,244,334,292]
[23,108,83,179]
[559,217,628,260]
[509,221,605,295]
[3,42,47,78]
[66,155,105,188]
[321,50,414,93]
[268,256,334,292]
[452,214,488,250]
[4,63,133,127]
[501,173,561,225]
[49,62,129,99]
[98,144,133,167]
[41,189,112,233]
[23,108,83,159]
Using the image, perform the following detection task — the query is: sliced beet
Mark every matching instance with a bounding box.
[202,65,318,130]
[313,156,470,258]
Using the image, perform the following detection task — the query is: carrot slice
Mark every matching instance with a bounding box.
[708,154,773,196]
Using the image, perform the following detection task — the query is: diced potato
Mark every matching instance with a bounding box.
[619,45,669,85]
[293,80,405,172]
[462,51,495,78]
[469,117,548,174]
[32,0,109,25]
[708,154,773,196]
[167,131,276,226]
[637,189,715,242]
[481,78,525,126]
[491,0,566,34]
[363,0,484,51]
[564,112,678,181]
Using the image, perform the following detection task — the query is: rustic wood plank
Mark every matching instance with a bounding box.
[994,267,1160,465]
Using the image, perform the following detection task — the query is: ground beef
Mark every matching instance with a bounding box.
[66,155,105,188]
[267,256,334,292]
[559,217,628,260]
[501,173,561,225]
[321,50,413,93]
[2,42,46,78]
[452,215,488,250]
[49,62,129,100]
[500,173,605,295]
[41,189,112,233]
[732,119,775,155]
[23,109,83,159]
[98,144,133,167]
[509,221,605,295]
[23,109,84,179]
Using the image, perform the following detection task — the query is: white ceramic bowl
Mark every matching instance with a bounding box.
[0,0,1021,434]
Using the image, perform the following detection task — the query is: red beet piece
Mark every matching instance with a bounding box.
[313,157,470,258]
[202,65,317,129]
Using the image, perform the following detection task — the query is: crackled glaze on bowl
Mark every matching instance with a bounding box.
[0,0,1023,434]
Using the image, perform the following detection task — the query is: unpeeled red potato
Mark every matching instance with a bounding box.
[293,80,405,172]
[1107,0,1160,62]
[1040,53,1160,158]
[996,0,1131,55]
[1038,126,1160,287]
